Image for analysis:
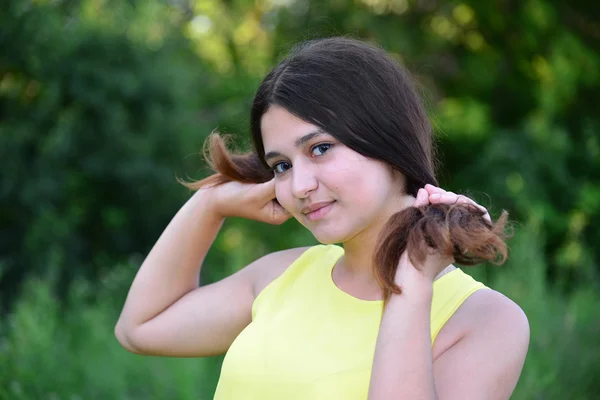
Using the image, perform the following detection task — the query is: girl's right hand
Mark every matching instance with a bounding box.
[206,178,291,225]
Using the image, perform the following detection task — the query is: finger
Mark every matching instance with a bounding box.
[419,188,430,206]
[424,184,446,195]
[428,191,460,203]
[482,212,492,223]
[457,195,488,214]
[428,192,454,203]
[455,194,471,205]
[272,206,292,225]
[456,196,492,222]
[474,203,492,223]
[466,201,492,223]
[257,178,277,200]
[414,188,429,207]
[267,199,292,225]
[430,193,492,222]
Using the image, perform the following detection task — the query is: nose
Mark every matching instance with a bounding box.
[291,160,318,199]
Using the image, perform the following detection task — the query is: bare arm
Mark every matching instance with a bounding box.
[369,283,529,400]
[369,186,528,399]
[115,179,292,357]
[432,289,530,399]
[369,275,438,399]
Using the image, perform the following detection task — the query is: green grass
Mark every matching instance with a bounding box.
[0,278,222,400]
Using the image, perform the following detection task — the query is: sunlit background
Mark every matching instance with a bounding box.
[1,0,599,398]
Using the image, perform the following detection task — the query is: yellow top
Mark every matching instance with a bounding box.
[214,244,487,400]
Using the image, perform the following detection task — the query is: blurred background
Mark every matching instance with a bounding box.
[1,0,599,398]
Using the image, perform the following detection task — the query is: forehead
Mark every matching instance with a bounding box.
[260,105,323,150]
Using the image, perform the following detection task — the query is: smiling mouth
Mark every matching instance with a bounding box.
[304,201,335,222]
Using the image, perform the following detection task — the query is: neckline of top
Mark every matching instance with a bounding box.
[324,245,460,304]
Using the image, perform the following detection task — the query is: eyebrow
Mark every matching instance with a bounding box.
[264,129,327,163]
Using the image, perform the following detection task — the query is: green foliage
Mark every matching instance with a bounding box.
[0,0,209,308]
[0,270,222,400]
[488,226,600,398]
[1,0,599,398]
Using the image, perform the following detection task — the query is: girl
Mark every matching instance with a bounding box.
[115,37,529,399]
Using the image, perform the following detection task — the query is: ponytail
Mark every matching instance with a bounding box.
[374,204,509,302]
[178,133,272,190]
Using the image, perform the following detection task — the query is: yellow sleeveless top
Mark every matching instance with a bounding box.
[214,244,487,400]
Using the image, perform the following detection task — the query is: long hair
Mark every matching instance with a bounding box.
[184,37,509,302]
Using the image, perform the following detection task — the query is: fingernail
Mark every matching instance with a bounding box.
[430,193,441,199]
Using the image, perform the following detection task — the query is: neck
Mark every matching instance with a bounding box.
[337,193,415,282]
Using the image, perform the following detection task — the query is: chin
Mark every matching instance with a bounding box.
[314,236,339,245]
[309,226,352,245]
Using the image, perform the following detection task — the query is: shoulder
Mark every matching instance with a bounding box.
[432,288,529,397]
[443,288,530,361]
[465,288,529,339]
[248,246,315,298]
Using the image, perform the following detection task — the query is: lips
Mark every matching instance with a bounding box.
[302,201,336,222]
[301,201,336,215]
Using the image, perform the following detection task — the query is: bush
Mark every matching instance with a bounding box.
[0,263,221,400]
[0,0,209,310]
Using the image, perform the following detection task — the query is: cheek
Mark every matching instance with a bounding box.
[325,157,384,195]
[321,156,361,192]
[332,164,394,207]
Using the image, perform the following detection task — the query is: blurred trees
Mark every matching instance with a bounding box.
[1,0,599,398]
[0,0,205,310]
[2,0,597,309]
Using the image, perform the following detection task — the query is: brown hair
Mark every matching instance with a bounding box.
[183,37,510,302]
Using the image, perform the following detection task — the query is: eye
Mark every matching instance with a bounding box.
[311,143,332,156]
[272,161,292,174]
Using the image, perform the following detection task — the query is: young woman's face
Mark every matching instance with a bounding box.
[261,105,407,244]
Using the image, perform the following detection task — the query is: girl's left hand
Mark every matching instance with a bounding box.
[415,184,491,223]
[394,184,491,287]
